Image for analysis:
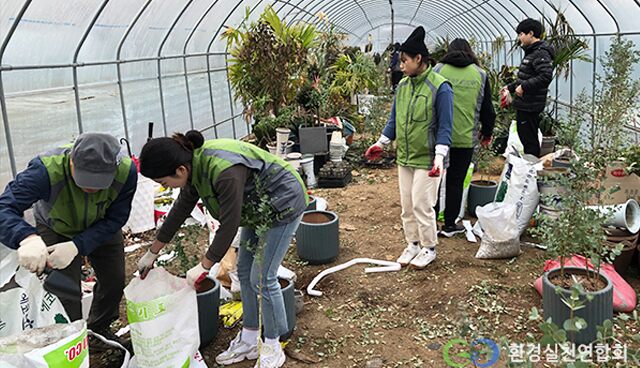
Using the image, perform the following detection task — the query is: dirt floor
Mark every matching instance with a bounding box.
[92,163,640,368]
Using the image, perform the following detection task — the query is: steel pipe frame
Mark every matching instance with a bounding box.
[316,0,476,39]
[72,0,110,135]
[116,0,153,142]
[182,0,223,130]
[0,0,32,177]
[156,0,196,137]
[315,0,484,42]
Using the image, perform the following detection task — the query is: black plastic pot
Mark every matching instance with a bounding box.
[552,157,572,168]
[467,180,498,217]
[196,276,220,348]
[609,240,637,276]
[280,278,296,341]
[542,267,613,345]
[295,211,339,264]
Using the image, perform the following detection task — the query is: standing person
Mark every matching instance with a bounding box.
[0,133,137,349]
[502,18,555,157]
[434,38,496,236]
[365,26,453,269]
[137,131,307,368]
[388,42,404,91]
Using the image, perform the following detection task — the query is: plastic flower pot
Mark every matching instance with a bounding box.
[540,136,556,157]
[609,240,637,277]
[267,141,294,156]
[542,267,613,345]
[467,180,498,217]
[279,278,296,341]
[295,211,339,264]
[196,276,220,348]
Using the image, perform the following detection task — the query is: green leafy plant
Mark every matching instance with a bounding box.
[222,6,318,118]
[473,144,496,183]
[545,5,591,80]
[330,52,380,99]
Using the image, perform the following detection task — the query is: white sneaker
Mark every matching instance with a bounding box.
[254,342,286,368]
[397,243,421,266]
[216,331,259,365]
[409,248,436,269]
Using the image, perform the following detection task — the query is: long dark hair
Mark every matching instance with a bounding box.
[443,38,479,65]
[139,130,205,179]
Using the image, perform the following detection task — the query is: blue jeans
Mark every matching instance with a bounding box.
[237,214,303,339]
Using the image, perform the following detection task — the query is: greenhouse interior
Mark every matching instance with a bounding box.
[1,0,640,367]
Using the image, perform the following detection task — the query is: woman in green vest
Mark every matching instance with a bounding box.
[137,130,307,368]
[365,26,454,270]
[434,38,496,237]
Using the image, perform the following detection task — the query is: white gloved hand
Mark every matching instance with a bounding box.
[186,262,211,289]
[138,250,160,279]
[47,241,79,269]
[433,154,444,174]
[18,235,48,274]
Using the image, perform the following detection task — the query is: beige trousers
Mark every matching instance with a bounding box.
[398,165,442,248]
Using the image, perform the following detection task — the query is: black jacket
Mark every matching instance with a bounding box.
[508,41,555,113]
[440,51,496,138]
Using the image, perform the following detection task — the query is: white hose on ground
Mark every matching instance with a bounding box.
[306,258,401,297]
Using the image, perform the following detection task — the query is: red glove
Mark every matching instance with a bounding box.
[500,88,512,109]
[480,135,492,148]
[364,144,384,161]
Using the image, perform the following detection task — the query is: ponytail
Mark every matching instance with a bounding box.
[140,130,204,179]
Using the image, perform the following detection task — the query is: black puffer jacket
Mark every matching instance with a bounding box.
[508,41,555,112]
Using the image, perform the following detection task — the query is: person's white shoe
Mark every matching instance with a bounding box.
[216,331,259,365]
[254,341,286,368]
[409,248,436,269]
[396,242,421,266]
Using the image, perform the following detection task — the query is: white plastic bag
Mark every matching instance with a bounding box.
[0,320,89,367]
[128,351,207,368]
[0,245,69,338]
[124,268,199,368]
[502,120,542,158]
[503,153,541,235]
[124,174,157,234]
[475,233,522,259]
[437,163,474,222]
[476,202,518,242]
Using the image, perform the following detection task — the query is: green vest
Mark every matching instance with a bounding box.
[395,66,449,169]
[190,139,308,226]
[434,63,486,148]
[34,146,132,238]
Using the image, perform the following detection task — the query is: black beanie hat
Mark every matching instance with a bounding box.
[399,26,429,57]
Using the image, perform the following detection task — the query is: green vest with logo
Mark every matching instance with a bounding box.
[34,146,133,238]
[190,139,308,226]
[434,63,486,148]
[395,66,449,169]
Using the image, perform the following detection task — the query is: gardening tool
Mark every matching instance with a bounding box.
[147,122,154,143]
[43,267,81,300]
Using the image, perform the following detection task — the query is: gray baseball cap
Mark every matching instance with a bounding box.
[71,133,121,190]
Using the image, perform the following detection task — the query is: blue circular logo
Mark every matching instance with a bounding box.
[470,338,500,367]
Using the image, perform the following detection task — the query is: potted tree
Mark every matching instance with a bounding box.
[467,144,498,217]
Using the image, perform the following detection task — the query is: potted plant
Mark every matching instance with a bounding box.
[533,36,639,345]
[467,144,498,217]
[538,111,558,156]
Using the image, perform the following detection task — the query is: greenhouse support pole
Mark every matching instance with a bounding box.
[0,0,32,178]
[115,0,153,143]
[182,0,222,131]
[157,0,196,137]
[72,0,110,135]
[389,0,394,43]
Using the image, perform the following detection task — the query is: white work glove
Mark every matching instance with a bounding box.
[186,263,210,289]
[433,154,445,175]
[47,241,79,269]
[138,250,160,279]
[186,262,220,289]
[18,235,48,274]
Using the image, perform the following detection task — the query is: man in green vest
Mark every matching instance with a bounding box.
[0,133,137,348]
[434,38,496,237]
